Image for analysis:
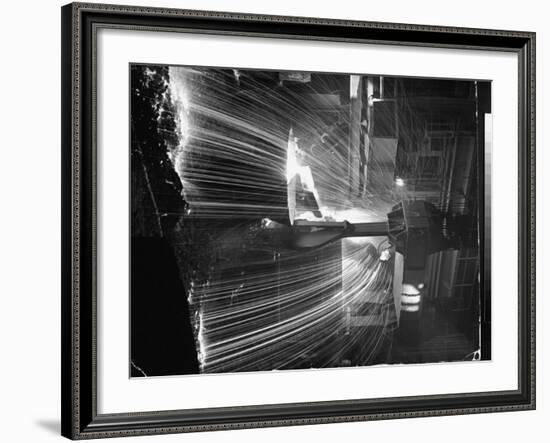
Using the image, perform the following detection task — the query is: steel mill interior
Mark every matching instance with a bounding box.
[130,65,491,377]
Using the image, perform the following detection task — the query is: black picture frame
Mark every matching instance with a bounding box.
[61,2,536,439]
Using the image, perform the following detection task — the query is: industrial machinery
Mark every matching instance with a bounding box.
[289,200,449,268]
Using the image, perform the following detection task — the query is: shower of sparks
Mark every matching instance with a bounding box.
[142,66,462,373]
[131,64,487,375]
[166,67,191,176]
[155,66,403,373]
[186,238,396,372]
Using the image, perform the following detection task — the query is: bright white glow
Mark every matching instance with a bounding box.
[197,312,206,368]
[401,283,420,295]
[322,207,380,224]
[395,177,405,187]
[417,283,425,289]
[350,75,361,98]
[299,165,316,192]
[167,67,190,174]
[401,294,421,304]
[380,249,391,262]
[286,130,321,208]
[402,305,420,313]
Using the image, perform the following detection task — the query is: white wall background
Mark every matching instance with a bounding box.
[0,0,546,442]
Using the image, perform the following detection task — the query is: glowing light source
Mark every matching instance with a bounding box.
[286,128,322,223]
[401,283,421,305]
[395,177,405,187]
[401,294,421,305]
[286,133,316,192]
[379,249,391,262]
[402,305,420,313]
[196,311,206,368]
[401,284,420,295]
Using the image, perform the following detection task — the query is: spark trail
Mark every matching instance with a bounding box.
[158,66,405,373]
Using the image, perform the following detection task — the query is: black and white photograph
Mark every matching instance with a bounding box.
[0,0,544,441]
[130,64,491,377]
[0,0,542,440]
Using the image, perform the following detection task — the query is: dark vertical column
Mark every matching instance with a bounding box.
[61,4,74,439]
[131,238,199,376]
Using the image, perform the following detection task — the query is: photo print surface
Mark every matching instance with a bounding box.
[130,64,491,377]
